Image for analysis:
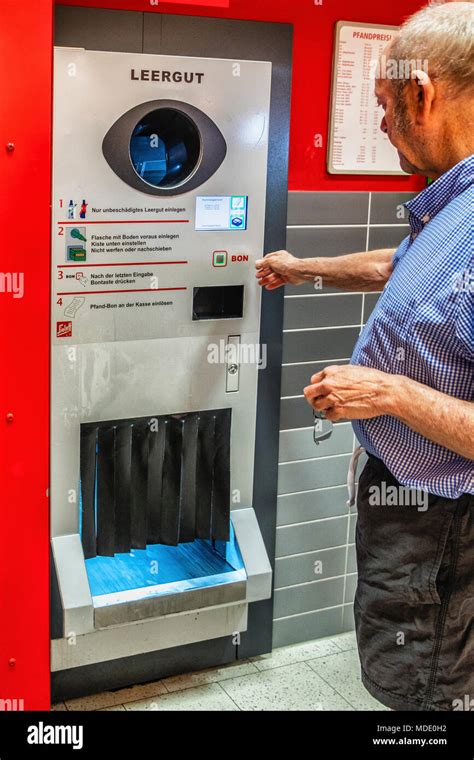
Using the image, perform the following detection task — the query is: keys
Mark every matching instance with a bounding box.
[313,409,333,445]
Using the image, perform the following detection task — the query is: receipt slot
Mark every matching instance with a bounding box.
[50,46,285,690]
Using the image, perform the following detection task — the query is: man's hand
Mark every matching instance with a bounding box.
[304,364,474,460]
[304,364,395,422]
[255,250,306,290]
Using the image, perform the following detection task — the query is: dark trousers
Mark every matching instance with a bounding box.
[354,453,474,711]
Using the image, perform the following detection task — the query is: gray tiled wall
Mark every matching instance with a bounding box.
[272,190,416,649]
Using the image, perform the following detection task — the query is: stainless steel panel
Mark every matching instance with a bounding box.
[94,578,247,627]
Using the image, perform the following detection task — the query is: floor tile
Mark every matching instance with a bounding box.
[306,649,389,710]
[162,660,258,692]
[219,661,354,711]
[124,683,239,711]
[59,635,389,712]
[65,680,167,711]
[330,631,358,652]
[250,637,340,671]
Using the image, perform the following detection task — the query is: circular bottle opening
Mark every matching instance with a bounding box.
[129,108,201,188]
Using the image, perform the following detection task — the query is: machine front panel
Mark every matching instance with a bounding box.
[50,48,273,644]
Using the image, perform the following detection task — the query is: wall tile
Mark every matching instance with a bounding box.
[279,422,353,462]
[342,604,356,633]
[277,486,352,526]
[344,573,358,604]
[275,546,346,588]
[369,192,418,224]
[363,292,382,323]
[346,543,357,574]
[278,455,351,494]
[286,226,367,261]
[284,294,362,330]
[274,577,345,618]
[288,192,369,226]
[281,397,356,433]
[285,227,367,295]
[349,512,357,543]
[368,225,410,251]
[273,606,343,648]
[281,359,350,397]
[276,515,349,556]
[273,189,408,647]
[280,396,318,430]
[282,327,360,364]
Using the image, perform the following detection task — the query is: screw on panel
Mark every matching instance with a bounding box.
[6,413,14,424]
[6,143,15,152]
[8,658,16,667]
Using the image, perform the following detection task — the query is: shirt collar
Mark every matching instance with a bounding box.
[404,153,474,233]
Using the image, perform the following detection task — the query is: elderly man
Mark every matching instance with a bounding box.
[256,2,473,711]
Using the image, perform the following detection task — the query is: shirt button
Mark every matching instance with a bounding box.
[422,214,430,223]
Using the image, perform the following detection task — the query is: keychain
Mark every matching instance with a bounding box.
[313,408,333,445]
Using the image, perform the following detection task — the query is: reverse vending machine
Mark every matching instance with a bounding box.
[50,43,288,696]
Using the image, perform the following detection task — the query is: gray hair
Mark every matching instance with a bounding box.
[389,2,474,99]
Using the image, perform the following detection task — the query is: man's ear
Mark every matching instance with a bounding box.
[406,70,436,124]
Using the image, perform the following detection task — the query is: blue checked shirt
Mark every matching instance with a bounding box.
[351,154,474,498]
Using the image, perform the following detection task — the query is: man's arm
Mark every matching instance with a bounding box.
[391,375,474,461]
[255,248,396,292]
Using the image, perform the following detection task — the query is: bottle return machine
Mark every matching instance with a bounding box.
[50,45,285,690]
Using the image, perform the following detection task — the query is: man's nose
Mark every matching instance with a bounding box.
[380,115,388,134]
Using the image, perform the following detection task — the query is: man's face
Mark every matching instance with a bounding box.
[375,77,424,175]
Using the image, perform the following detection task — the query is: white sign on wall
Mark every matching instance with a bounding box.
[327,21,407,175]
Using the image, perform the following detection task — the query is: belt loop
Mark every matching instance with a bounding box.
[347,445,365,508]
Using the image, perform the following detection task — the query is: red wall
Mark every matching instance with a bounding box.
[58,0,426,192]
[0,0,53,710]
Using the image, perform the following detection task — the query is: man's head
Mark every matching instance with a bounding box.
[375,2,474,178]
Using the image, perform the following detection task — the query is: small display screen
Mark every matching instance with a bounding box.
[195,196,248,231]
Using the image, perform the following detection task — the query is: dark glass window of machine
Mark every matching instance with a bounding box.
[130,109,201,188]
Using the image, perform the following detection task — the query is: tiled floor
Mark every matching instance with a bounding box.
[52,632,389,712]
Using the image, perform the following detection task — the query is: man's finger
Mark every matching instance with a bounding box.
[264,279,285,291]
[258,273,285,287]
[304,384,330,400]
[304,381,328,398]
[255,267,273,279]
[312,396,333,411]
[255,264,273,274]
[310,370,326,384]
